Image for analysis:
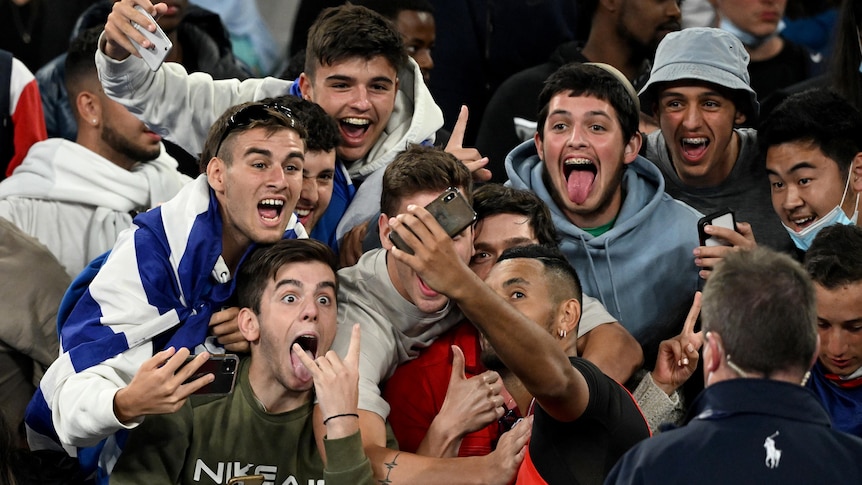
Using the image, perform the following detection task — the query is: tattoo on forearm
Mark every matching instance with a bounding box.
[378,452,401,484]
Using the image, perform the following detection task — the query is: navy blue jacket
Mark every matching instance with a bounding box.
[606,379,862,484]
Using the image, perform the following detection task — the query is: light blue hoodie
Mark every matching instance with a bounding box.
[506,140,703,362]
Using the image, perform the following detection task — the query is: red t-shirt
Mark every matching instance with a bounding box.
[383,320,500,456]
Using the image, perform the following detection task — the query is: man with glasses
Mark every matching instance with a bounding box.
[26,100,307,480]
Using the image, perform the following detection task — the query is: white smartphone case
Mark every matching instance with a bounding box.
[130,5,173,71]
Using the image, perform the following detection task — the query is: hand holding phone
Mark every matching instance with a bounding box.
[389,187,476,255]
[697,209,737,247]
[181,353,239,395]
[130,5,173,71]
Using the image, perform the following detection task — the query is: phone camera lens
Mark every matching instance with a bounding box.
[223,361,235,373]
[445,193,455,202]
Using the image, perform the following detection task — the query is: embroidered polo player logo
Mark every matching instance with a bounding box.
[763,431,781,469]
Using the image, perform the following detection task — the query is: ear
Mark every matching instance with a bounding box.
[703,331,724,375]
[533,131,544,162]
[206,156,226,192]
[734,109,747,126]
[623,131,642,165]
[237,307,260,343]
[557,298,582,337]
[599,0,620,12]
[378,212,393,249]
[77,91,100,127]
[809,334,821,370]
[852,152,862,193]
[298,73,313,101]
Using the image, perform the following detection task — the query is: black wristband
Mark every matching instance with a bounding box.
[323,413,359,425]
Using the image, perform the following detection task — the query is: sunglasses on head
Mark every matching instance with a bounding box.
[214,102,297,157]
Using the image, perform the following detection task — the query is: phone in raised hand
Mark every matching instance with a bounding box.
[129,5,173,71]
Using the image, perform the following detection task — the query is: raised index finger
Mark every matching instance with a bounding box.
[344,323,362,369]
[446,105,469,150]
[682,291,702,336]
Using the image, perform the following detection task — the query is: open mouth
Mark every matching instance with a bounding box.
[339,117,371,141]
[293,334,319,357]
[291,334,319,383]
[791,215,816,231]
[680,137,709,162]
[258,198,284,222]
[564,158,597,205]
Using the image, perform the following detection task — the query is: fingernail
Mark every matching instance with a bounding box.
[682,357,689,366]
[686,344,695,353]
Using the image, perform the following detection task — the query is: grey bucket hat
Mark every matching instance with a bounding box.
[638,27,759,118]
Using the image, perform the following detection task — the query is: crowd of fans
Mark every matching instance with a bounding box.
[2,0,862,484]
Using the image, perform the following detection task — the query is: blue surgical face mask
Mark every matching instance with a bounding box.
[783,173,860,251]
[719,17,784,49]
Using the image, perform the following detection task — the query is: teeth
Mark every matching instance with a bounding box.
[564,158,592,166]
[793,216,814,225]
[341,117,370,126]
[682,137,708,145]
[260,199,284,207]
[295,208,311,217]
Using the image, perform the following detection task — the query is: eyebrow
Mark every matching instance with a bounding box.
[502,277,529,288]
[324,74,395,86]
[659,89,726,100]
[275,279,337,292]
[766,161,817,176]
[475,236,534,252]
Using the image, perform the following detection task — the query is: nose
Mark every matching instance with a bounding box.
[823,328,847,358]
[566,125,588,148]
[781,184,804,211]
[667,0,681,19]
[266,165,287,189]
[300,298,319,322]
[301,176,318,203]
[413,49,433,75]
[681,104,703,130]
[349,86,371,111]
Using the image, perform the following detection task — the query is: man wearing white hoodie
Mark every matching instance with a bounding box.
[0,27,189,277]
[505,62,702,366]
[98,2,481,253]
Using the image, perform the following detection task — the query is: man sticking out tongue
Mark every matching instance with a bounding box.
[506,62,703,368]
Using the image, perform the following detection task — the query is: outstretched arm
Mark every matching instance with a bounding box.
[388,205,591,422]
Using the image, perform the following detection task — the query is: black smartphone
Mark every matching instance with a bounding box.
[697,209,737,247]
[181,353,239,395]
[389,187,477,255]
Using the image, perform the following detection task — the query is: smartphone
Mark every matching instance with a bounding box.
[130,5,173,71]
[181,353,239,395]
[227,476,264,485]
[389,187,477,255]
[698,209,737,247]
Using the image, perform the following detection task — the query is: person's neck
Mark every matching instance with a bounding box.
[247,359,311,414]
[747,34,783,62]
[582,30,642,83]
[563,186,624,230]
[501,373,533,415]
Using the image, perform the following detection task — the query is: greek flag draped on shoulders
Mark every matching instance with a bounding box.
[25,175,307,483]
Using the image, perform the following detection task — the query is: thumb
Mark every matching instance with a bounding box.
[449,345,466,384]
